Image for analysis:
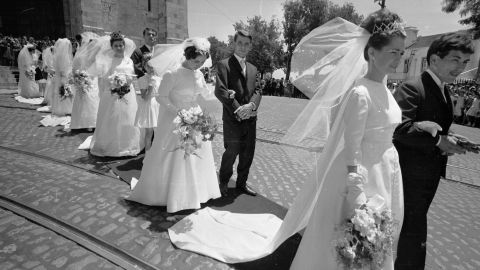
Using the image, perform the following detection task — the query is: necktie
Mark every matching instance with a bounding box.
[240,58,246,76]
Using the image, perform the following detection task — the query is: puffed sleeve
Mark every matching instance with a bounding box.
[343,87,369,166]
[155,71,177,112]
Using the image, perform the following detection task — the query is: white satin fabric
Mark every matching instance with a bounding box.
[51,39,73,116]
[17,45,40,98]
[168,78,404,269]
[88,57,143,157]
[127,67,220,213]
[134,74,161,128]
[70,33,100,129]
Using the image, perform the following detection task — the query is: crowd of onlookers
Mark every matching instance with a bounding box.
[0,34,81,67]
[202,68,309,99]
[448,80,480,128]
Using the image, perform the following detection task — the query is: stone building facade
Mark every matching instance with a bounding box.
[0,0,188,45]
[64,0,188,45]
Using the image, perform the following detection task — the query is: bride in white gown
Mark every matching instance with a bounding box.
[127,38,221,213]
[168,9,406,269]
[17,44,41,98]
[51,38,74,116]
[70,32,100,130]
[80,32,143,157]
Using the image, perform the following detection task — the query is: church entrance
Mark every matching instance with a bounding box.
[0,0,65,39]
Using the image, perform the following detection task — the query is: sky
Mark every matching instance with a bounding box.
[187,0,470,42]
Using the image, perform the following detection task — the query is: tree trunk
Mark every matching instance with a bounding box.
[476,57,480,83]
[285,43,293,81]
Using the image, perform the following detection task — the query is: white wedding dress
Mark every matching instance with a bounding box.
[17,46,40,99]
[70,77,99,129]
[168,78,404,269]
[127,67,220,213]
[88,57,143,157]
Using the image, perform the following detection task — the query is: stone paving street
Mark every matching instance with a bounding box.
[0,92,479,269]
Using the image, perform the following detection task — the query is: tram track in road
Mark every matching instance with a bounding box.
[0,196,157,270]
[0,145,162,270]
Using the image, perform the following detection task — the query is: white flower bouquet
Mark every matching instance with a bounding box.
[25,66,36,81]
[59,83,73,100]
[108,72,135,99]
[172,105,217,158]
[72,70,93,94]
[334,199,396,270]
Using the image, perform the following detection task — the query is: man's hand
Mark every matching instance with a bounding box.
[437,135,466,155]
[451,133,480,154]
[415,121,442,137]
[234,103,255,120]
[227,89,236,99]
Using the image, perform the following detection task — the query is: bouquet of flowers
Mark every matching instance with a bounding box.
[109,72,135,100]
[172,105,218,158]
[25,66,36,81]
[334,201,396,270]
[59,83,73,100]
[72,70,93,94]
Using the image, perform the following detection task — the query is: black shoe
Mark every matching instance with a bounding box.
[236,185,257,196]
[219,183,228,197]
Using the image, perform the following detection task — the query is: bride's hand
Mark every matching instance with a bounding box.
[414,121,443,137]
[346,172,367,215]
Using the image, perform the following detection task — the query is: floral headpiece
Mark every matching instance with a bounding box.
[372,21,406,36]
[183,37,210,54]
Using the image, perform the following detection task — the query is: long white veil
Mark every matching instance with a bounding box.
[282,17,369,150]
[168,18,372,264]
[17,44,36,71]
[42,46,54,71]
[72,32,100,71]
[148,37,212,77]
[53,38,73,83]
[85,35,136,78]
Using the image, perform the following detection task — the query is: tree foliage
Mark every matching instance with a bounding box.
[282,0,364,79]
[442,0,480,80]
[442,0,480,38]
[207,36,231,67]
[232,16,285,75]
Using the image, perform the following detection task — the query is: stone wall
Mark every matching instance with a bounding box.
[63,0,188,46]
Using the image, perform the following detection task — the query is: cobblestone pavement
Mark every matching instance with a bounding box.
[0,208,123,270]
[0,92,480,269]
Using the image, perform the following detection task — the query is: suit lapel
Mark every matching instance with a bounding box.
[422,72,447,106]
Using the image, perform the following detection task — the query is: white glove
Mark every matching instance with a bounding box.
[346,172,367,216]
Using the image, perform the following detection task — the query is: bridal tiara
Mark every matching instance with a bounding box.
[372,21,406,35]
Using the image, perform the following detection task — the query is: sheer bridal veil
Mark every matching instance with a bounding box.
[168,18,370,264]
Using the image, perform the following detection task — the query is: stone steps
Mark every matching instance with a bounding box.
[0,66,19,89]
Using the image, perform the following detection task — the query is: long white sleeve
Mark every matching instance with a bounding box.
[343,87,369,166]
[155,71,177,112]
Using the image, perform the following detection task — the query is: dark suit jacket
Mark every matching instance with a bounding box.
[393,71,453,177]
[131,45,151,78]
[214,55,262,124]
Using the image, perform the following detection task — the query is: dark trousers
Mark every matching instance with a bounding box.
[395,151,444,270]
[219,119,256,187]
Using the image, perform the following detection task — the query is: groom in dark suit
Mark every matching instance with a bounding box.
[393,33,474,270]
[215,30,262,197]
[131,28,157,78]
